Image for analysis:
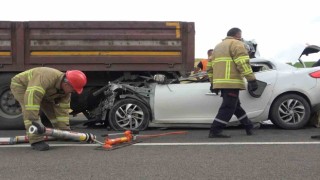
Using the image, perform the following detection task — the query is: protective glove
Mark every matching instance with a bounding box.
[248,80,258,92]
[210,84,220,95]
[31,120,46,134]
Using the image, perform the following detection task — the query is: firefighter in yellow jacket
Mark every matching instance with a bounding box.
[10,67,87,150]
[208,28,258,138]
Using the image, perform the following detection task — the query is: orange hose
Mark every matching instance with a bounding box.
[137,131,187,138]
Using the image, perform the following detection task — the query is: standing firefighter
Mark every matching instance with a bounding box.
[10,67,87,150]
[208,28,258,138]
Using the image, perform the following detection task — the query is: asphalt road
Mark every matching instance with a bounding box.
[1,121,320,180]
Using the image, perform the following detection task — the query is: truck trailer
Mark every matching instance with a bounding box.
[0,21,195,129]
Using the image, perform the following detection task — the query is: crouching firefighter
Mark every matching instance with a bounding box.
[208,27,259,138]
[10,67,87,150]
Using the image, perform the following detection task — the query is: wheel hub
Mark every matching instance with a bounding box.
[279,99,304,124]
[115,103,144,129]
[0,89,21,116]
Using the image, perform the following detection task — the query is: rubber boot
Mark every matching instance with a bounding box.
[208,124,230,138]
[31,141,49,151]
[244,122,261,136]
[244,124,254,136]
[239,117,255,136]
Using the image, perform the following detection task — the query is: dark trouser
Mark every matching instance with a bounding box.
[210,89,252,134]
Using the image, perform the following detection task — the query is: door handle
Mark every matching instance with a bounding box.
[205,93,219,96]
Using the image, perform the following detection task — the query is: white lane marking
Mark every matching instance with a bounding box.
[135,142,320,145]
[1,141,320,148]
[0,144,100,148]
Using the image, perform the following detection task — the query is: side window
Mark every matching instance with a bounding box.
[250,62,273,72]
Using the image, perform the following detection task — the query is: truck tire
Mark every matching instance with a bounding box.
[0,74,24,130]
[108,99,150,131]
[270,94,310,129]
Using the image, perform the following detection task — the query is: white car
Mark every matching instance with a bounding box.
[95,45,320,130]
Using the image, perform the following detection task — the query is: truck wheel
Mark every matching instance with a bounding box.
[108,99,150,131]
[270,94,310,129]
[0,74,24,129]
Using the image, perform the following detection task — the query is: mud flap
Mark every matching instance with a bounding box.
[248,80,267,98]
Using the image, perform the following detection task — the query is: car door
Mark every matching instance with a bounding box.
[239,70,277,121]
[153,68,277,124]
[153,82,221,123]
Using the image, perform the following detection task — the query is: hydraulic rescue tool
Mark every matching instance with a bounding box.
[1,121,187,150]
[0,135,55,145]
[98,130,188,150]
[28,122,97,143]
[98,130,140,150]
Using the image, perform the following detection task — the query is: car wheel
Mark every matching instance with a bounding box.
[108,99,150,130]
[0,74,24,130]
[270,94,310,129]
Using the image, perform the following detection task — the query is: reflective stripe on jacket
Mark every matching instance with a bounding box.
[208,37,256,89]
[11,67,70,121]
[206,58,213,82]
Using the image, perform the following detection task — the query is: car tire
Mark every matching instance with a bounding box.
[0,73,24,130]
[108,98,150,131]
[270,94,310,129]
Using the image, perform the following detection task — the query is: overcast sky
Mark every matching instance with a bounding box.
[1,0,320,59]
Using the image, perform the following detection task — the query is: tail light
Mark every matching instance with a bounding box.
[309,70,320,78]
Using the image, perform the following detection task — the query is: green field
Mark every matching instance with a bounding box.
[292,61,316,68]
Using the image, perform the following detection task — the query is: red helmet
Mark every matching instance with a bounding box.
[66,70,87,94]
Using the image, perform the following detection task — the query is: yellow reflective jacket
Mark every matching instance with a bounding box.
[206,55,213,81]
[11,67,71,122]
[208,37,256,89]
